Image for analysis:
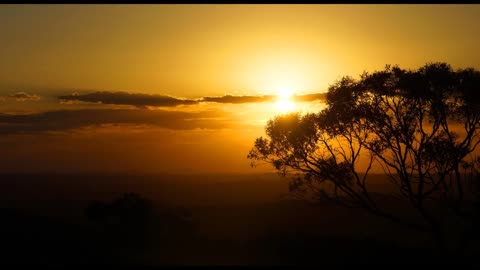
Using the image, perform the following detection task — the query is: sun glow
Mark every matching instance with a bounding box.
[275,99,296,112]
[277,87,293,100]
[275,86,296,113]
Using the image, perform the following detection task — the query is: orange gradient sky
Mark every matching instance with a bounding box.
[0,4,479,173]
[1,4,479,97]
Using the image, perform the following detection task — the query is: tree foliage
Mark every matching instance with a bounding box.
[248,63,480,249]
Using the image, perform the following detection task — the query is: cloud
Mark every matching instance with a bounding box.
[201,95,276,104]
[58,91,326,106]
[1,92,41,101]
[291,93,327,102]
[202,93,327,104]
[0,108,230,135]
[58,91,198,107]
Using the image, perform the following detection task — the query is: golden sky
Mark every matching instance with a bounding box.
[1,4,479,96]
[0,4,479,173]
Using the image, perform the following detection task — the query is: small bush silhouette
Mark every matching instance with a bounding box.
[85,193,197,251]
[85,193,154,250]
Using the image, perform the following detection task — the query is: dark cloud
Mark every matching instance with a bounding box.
[2,92,41,101]
[201,93,327,104]
[58,91,198,107]
[57,91,327,107]
[201,95,276,104]
[292,93,327,102]
[0,109,229,135]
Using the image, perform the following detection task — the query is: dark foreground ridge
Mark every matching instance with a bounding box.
[0,173,478,266]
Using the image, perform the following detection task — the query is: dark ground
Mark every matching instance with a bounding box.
[0,173,477,266]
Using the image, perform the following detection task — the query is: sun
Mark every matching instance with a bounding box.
[275,86,296,113]
[276,99,296,112]
[277,88,293,99]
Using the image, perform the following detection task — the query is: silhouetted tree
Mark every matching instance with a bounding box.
[85,193,197,251]
[248,63,480,253]
[86,193,154,226]
[109,192,154,226]
[85,193,154,250]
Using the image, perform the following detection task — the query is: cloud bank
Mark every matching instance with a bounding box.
[292,93,328,102]
[0,109,229,135]
[58,91,327,107]
[58,91,197,107]
[202,95,276,104]
[1,92,41,102]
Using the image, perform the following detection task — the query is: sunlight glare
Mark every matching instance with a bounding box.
[275,85,296,113]
[277,87,293,100]
[275,99,296,112]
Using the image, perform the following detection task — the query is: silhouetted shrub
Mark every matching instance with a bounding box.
[85,193,154,250]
